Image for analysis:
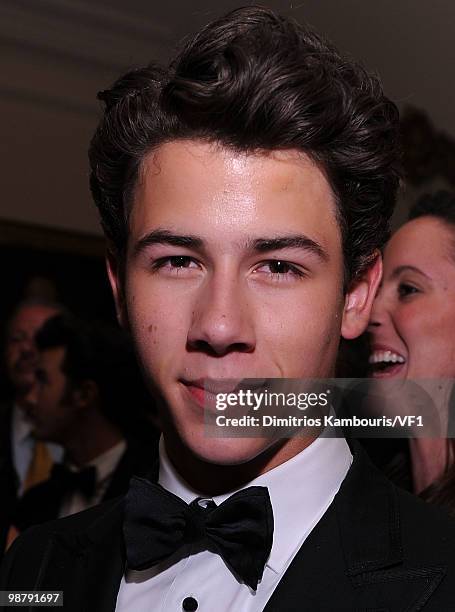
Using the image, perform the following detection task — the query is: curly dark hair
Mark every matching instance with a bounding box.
[89,5,401,283]
[409,190,455,226]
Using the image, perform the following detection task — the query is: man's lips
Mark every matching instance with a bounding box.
[184,384,207,407]
[14,359,36,373]
[180,378,267,409]
[182,378,242,394]
[180,382,220,410]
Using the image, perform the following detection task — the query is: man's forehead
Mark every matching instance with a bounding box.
[9,305,58,332]
[140,140,325,187]
[40,346,66,370]
[130,139,340,249]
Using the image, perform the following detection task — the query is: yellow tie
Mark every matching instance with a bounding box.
[23,440,53,491]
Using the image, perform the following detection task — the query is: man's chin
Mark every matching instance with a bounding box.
[171,430,276,467]
[12,377,35,394]
[30,429,45,440]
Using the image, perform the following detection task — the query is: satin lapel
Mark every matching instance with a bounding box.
[37,498,125,612]
[25,482,63,526]
[263,443,444,611]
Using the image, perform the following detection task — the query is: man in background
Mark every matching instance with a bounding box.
[11,313,159,531]
[0,299,63,550]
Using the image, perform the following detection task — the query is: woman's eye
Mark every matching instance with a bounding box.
[397,283,419,299]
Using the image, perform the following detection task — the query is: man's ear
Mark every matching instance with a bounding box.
[341,251,382,340]
[106,250,127,328]
[72,380,98,409]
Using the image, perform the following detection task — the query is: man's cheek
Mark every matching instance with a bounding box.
[273,319,336,376]
[260,323,306,376]
[135,317,187,373]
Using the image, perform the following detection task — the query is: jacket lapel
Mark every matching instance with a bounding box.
[15,480,63,530]
[33,461,160,612]
[263,443,445,612]
[36,498,125,612]
[21,448,446,611]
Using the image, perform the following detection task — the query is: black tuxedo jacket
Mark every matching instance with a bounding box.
[0,401,17,556]
[2,443,455,611]
[0,401,18,496]
[12,437,159,532]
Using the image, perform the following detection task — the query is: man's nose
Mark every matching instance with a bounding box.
[19,337,37,358]
[23,381,39,408]
[187,276,256,356]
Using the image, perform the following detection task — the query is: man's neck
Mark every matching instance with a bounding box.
[64,419,124,467]
[14,394,30,412]
[163,435,317,496]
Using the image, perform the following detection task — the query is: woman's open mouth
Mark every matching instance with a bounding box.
[369,348,406,378]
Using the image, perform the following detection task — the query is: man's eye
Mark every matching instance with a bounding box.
[8,334,25,344]
[152,256,199,272]
[167,256,195,268]
[254,260,305,279]
[397,283,419,299]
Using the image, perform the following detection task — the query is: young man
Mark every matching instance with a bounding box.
[11,314,158,531]
[2,7,455,610]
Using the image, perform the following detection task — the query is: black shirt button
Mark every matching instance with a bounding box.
[182,596,198,611]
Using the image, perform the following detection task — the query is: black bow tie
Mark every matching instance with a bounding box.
[50,463,97,498]
[123,477,274,590]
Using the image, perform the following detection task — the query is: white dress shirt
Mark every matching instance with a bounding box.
[11,404,62,494]
[59,439,127,518]
[116,435,352,612]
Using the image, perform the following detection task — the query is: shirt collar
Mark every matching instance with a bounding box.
[66,439,127,484]
[12,403,33,443]
[159,435,352,574]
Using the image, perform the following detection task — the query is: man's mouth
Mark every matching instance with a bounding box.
[22,410,38,426]
[180,381,225,410]
[14,359,36,374]
[369,347,406,378]
[180,378,266,409]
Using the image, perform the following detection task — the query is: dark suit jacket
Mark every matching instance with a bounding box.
[12,436,159,532]
[0,400,17,496]
[0,401,17,558]
[2,443,455,611]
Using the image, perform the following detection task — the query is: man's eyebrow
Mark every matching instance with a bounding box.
[133,230,204,256]
[250,235,328,261]
[132,230,328,261]
[391,265,431,280]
